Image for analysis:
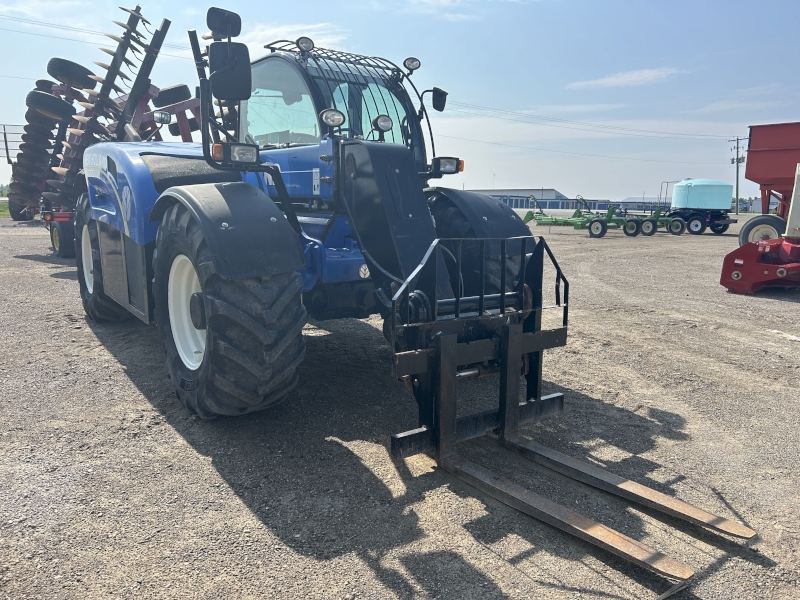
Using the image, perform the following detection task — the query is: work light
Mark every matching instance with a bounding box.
[320,109,345,127]
[372,115,393,132]
[403,57,421,72]
[296,36,315,52]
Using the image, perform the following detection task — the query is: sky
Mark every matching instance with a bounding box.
[1,0,798,201]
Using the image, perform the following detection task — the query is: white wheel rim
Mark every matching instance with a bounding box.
[748,224,779,242]
[591,223,602,234]
[643,223,653,233]
[689,220,702,232]
[81,225,93,294]
[168,254,206,370]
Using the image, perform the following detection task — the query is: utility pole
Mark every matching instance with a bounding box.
[729,136,746,215]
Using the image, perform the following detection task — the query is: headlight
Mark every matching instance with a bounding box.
[152,110,171,125]
[432,156,464,175]
[230,144,258,163]
[320,108,346,127]
[213,143,259,164]
[296,36,315,52]
[403,57,421,72]
[372,115,393,132]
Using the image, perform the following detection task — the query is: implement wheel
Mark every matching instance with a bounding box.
[709,224,729,235]
[668,218,686,235]
[8,199,34,221]
[686,214,707,235]
[25,90,75,122]
[153,203,307,418]
[623,219,641,237]
[75,194,131,322]
[738,215,785,245]
[640,218,657,236]
[153,84,192,108]
[46,58,96,90]
[51,221,76,258]
[588,218,607,238]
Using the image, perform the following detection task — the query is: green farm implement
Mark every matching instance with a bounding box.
[524,197,643,238]
[639,207,686,236]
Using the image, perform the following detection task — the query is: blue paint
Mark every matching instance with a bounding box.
[81,138,366,293]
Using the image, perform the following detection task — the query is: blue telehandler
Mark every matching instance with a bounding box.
[66,7,754,592]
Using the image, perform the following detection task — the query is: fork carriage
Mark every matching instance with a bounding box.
[389,235,754,596]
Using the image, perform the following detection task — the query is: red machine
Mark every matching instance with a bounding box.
[721,165,800,294]
[746,121,800,219]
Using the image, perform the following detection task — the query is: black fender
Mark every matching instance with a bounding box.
[149,182,305,279]
[428,188,530,238]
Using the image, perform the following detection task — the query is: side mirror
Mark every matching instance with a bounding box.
[208,42,252,101]
[206,7,241,38]
[432,87,448,112]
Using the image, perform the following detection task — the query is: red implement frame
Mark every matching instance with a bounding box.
[746,121,800,219]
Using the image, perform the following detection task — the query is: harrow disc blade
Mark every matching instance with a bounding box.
[72,115,94,125]
[119,6,150,25]
[93,61,111,70]
[99,47,136,67]
[42,191,68,204]
[105,33,126,45]
[46,179,71,192]
[51,166,75,177]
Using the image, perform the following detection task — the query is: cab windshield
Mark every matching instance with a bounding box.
[306,59,426,166]
[241,58,321,146]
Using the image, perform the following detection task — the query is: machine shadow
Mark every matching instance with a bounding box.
[85,314,767,598]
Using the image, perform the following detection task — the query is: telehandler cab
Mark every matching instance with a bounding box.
[70,7,755,596]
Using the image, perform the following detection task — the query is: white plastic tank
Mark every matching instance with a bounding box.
[671,179,733,211]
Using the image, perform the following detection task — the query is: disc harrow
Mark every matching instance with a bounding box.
[6,5,202,248]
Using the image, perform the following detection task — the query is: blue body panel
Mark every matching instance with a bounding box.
[81,137,366,294]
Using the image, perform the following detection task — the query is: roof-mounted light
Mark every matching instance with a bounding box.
[372,115,393,133]
[403,57,421,73]
[296,36,315,52]
[320,108,345,128]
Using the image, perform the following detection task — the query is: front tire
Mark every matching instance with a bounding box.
[738,215,785,246]
[153,203,307,418]
[430,199,522,295]
[74,194,131,322]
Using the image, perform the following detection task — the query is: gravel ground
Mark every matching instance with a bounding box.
[0,215,798,599]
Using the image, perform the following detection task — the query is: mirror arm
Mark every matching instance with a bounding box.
[263,164,302,236]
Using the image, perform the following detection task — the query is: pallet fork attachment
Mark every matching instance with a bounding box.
[389,235,755,597]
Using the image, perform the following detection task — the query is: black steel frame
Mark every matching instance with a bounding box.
[386,234,755,595]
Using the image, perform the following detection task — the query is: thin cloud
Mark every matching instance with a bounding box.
[531,104,627,113]
[240,22,348,57]
[568,67,682,89]
[691,100,781,114]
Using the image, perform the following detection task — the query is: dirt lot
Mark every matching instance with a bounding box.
[0,216,798,599]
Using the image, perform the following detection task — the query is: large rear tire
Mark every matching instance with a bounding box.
[738,215,785,246]
[153,203,307,418]
[75,194,131,322]
[430,199,521,295]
